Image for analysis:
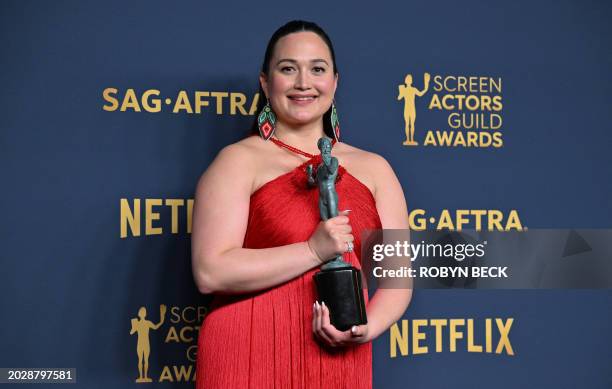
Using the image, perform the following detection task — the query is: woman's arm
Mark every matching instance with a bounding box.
[191,143,353,295]
[365,154,413,340]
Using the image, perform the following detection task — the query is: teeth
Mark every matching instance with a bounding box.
[291,96,315,100]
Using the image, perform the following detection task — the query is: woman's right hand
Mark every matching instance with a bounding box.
[307,210,354,264]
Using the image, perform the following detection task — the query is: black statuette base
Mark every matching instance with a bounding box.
[313,266,367,331]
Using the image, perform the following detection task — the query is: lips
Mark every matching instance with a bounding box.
[288,95,317,101]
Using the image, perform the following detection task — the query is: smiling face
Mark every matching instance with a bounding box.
[259,31,338,129]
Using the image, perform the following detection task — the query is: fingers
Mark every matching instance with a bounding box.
[339,209,352,216]
[328,211,353,243]
[312,302,317,333]
[332,216,350,225]
[309,209,355,261]
[328,216,349,225]
[328,226,352,238]
[340,233,354,242]
[312,301,332,344]
[313,301,334,345]
[324,215,354,255]
[319,302,345,347]
[330,209,352,225]
[313,301,368,348]
[337,224,352,234]
[329,235,353,255]
[350,325,366,338]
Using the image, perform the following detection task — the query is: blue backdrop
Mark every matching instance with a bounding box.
[1,0,611,388]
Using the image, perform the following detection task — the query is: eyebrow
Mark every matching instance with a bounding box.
[276,58,329,66]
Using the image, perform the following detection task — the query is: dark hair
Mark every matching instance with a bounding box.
[249,20,339,138]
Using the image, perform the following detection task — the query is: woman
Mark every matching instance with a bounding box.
[192,20,412,388]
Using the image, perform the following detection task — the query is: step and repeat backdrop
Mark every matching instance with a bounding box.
[1,1,611,388]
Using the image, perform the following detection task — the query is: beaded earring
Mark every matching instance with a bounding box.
[257,98,276,140]
[330,99,340,141]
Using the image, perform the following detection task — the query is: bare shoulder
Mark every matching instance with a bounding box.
[336,142,391,167]
[196,136,262,192]
[335,142,396,196]
[218,135,262,161]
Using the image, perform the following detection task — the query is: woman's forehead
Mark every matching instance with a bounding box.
[273,31,331,61]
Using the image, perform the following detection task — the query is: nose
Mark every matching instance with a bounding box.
[294,69,311,90]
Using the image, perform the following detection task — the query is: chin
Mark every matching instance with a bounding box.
[285,114,319,125]
[295,114,317,122]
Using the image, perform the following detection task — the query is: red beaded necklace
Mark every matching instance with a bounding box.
[270,136,336,158]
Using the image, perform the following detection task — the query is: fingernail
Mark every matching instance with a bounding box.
[351,325,357,334]
[321,301,326,309]
[343,209,352,213]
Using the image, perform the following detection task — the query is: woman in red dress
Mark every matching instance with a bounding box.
[192,20,412,388]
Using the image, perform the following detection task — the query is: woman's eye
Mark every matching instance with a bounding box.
[313,67,325,73]
[281,66,295,72]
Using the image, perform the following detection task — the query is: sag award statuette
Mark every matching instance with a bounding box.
[308,137,367,332]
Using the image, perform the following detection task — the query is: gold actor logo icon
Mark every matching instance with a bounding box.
[398,73,430,146]
[130,305,167,383]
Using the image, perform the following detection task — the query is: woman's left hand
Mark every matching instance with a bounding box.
[312,301,371,348]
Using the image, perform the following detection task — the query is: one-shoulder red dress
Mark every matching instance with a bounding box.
[196,140,382,389]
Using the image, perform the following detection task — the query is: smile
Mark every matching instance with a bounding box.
[288,96,317,104]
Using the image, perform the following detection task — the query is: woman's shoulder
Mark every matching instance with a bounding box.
[335,142,395,196]
[217,134,261,158]
[196,136,261,190]
[200,135,290,196]
[210,135,276,172]
[335,142,393,174]
[336,141,408,228]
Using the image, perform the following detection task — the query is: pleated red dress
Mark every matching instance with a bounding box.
[196,139,382,389]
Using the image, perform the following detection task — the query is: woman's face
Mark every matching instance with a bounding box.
[260,31,338,129]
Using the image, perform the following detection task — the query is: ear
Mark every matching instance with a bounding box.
[333,72,339,94]
[259,72,269,99]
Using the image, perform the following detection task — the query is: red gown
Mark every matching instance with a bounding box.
[196,147,382,389]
